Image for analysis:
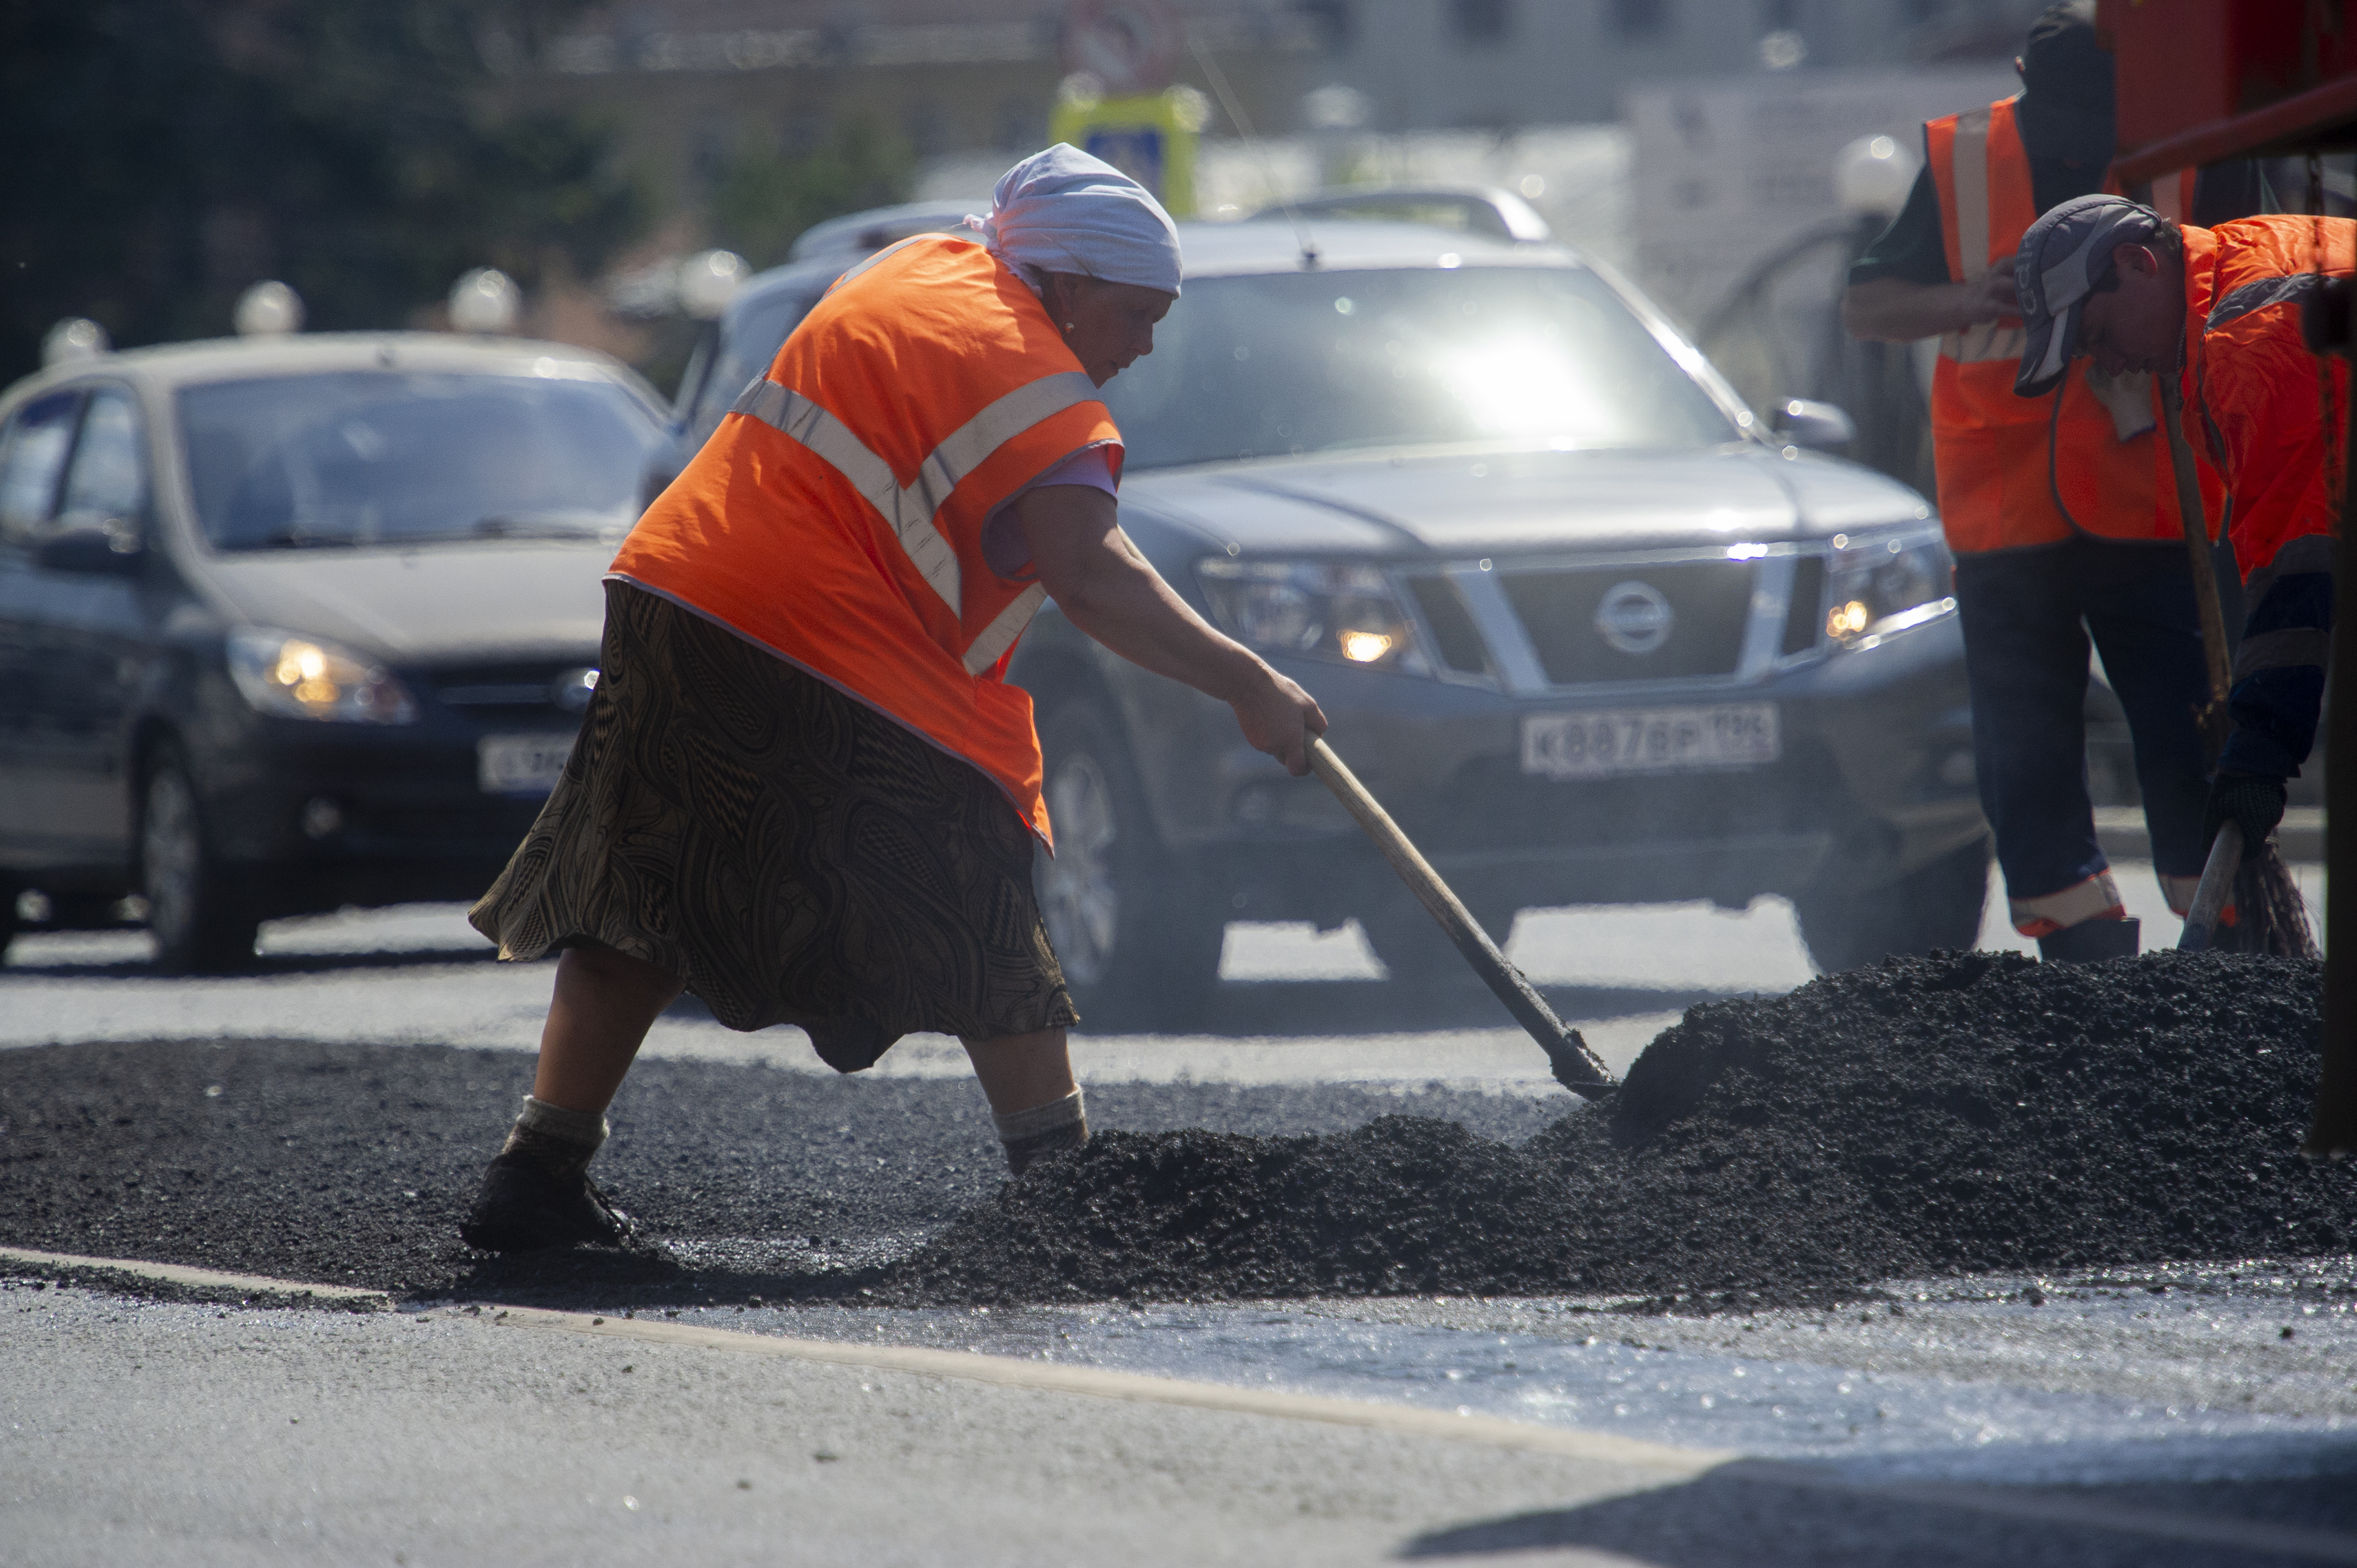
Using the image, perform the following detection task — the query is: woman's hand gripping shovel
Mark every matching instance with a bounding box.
[1307,737,1617,1099]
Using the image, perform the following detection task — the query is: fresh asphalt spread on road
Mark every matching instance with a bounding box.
[5,893,2354,1563]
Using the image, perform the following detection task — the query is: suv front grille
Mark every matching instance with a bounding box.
[1499,560,1753,684]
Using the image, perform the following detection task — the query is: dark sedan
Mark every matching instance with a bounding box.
[0,333,665,968]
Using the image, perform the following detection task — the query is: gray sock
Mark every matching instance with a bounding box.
[995,1088,1087,1175]
[500,1095,608,1180]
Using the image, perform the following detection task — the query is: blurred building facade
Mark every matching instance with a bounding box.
[496,1,1321,219]
[1301,0,2051,132]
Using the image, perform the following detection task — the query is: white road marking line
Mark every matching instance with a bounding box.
[0,1244,390,1305]
[489,1302,1727,1474]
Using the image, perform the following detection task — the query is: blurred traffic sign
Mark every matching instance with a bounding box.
[1051,79,1209,216]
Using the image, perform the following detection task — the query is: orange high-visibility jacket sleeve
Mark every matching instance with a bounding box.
[2202,327,2345,580]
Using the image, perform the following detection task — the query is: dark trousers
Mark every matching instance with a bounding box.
[1954,537,2213,900]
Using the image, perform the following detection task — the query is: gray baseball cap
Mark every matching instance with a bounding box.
[2012,192,2172,397]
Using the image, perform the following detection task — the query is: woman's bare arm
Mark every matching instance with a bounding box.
[1013,484,1327,774]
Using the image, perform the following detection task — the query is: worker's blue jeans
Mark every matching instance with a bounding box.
[1954,536,2214,900]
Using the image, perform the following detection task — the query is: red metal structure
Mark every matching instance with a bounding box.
[2098,0,2356,1158]
[2105,0,2357,183]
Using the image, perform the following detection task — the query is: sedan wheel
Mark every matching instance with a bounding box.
[1033,701,1225,1027]
[141,746,260,974]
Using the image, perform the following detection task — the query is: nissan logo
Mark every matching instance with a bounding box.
[1596,581,1674,655]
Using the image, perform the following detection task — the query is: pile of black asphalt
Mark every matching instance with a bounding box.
[886,950,2351,1308]
[1,950,2347,1312]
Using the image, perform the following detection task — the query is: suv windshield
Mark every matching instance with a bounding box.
[179,371,662,551]
[1103,266,1736,469]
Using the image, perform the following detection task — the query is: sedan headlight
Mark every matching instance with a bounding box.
[1823,528,1954,647]
[227,626,418,723]
[1196,558,1429,672]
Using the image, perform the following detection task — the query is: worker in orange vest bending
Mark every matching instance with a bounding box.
[1842,3,2242,961]
[458,147,1326,1251]
[2013,195,2350,874]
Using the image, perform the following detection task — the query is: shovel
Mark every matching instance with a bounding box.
[2175,820,2243,953]
[1307,737,1618,1099]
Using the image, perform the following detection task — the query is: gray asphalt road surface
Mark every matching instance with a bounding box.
[9,1279,2354,1568]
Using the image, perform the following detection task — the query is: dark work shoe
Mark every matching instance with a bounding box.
[2038,915,2140,964]
[459,1152,633,1252]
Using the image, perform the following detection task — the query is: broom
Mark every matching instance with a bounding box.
[2159,380,2318,958]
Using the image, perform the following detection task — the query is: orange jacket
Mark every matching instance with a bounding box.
[2182,217,2353,579]
[2179,215,2352,778]
[1925,96,2221,554]
[611,234,1123,844]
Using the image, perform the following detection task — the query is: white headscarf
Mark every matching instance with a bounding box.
[968,143,1182,298]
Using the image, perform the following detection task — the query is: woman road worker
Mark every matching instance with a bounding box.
[459,146,1326,1251]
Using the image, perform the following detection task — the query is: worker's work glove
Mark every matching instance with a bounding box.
[2202,771,2288,853]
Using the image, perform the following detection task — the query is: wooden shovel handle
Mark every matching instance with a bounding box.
[1307,737,1616,1097]
[2158,380,2235,759]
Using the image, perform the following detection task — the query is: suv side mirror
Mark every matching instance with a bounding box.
[1770,398,1857,453]
[35,523,145,577]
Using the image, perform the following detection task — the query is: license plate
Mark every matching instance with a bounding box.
[1521,703,1779,780]
[477,733,574,796]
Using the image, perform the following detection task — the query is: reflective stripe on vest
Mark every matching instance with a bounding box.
[2009,869,2126,938]
[827,233,928,295]
[962,582,1049,676]
[1940,106,2028,368]
[732,366,1096,644]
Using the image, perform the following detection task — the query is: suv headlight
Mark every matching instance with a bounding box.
[227,627,418,723]
[1196,558,1429,672]
[1823,527,1954,647]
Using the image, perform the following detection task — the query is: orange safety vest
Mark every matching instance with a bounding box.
[611,234,1122,846]
[1924,96,2221,554]
[2179,215,2356,578]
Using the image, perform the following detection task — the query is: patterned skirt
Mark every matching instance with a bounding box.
[468,579,1077,1070]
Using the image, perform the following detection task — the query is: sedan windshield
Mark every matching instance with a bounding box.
[178,371,663,551]
[1102,266,1737,469]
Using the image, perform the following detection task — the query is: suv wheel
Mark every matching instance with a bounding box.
[1034,701,1225,1029]
[141,744,261,975]
[1793,833,1991,975]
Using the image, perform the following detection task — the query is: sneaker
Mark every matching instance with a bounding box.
[459,1152,633,1251]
